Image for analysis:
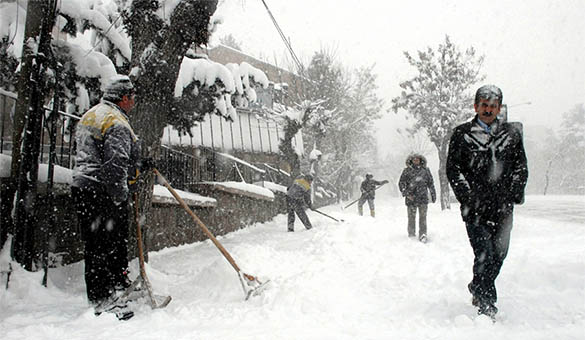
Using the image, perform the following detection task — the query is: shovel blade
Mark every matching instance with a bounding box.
[245,279,271,301]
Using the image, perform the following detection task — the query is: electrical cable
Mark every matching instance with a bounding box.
[259,0,304,75]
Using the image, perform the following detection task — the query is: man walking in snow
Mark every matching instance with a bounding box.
[72,75,146,318]
[358,173,388,217]
[287,174,314,232]
[398,154,436,242]
[446,85,528,319]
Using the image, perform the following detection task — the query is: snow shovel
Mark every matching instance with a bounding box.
[311,208,344,222]
[132,193,172,309]
[153,169,269,300]
[342,182,387,209]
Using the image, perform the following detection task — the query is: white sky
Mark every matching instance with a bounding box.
[213,0,585,158]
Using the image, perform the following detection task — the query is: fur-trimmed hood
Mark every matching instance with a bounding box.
[405,153,427,167]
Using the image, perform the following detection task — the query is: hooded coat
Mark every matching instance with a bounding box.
[398,154,436,206]
[446,116,528,223]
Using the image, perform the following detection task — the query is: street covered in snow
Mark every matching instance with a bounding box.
[1,194,583,340]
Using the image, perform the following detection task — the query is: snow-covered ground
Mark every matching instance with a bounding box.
[1,195,584,340]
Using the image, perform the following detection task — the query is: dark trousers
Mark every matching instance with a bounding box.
[407,204,427,236]
[465,213,513,305]
[72,186,130,304]
[287,197,312,231]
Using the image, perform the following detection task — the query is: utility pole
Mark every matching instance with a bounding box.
[11,0,57,271]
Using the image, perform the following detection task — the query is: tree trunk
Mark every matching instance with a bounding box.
[279,119,301,183]
[11,0,56,269]
[2,0,45,251]
[126,0,218,260]
[437,139,451,210]
[543,159,553,195]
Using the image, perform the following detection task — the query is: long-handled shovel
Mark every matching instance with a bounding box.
[153,169,269,300]
[311,208,344,222]
[342,182,387,209]
[133,193,172,309]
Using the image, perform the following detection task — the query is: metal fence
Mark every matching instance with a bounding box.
[0,89,77,169]
[0,91,291,191]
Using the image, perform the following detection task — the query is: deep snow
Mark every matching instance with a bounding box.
[0,195,583,340]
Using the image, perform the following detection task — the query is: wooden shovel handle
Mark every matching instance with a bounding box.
[153,169,243,273]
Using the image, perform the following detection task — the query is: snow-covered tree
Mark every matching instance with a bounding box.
[0,0,271,264]
[271,99,327,181]
[303,49,383,200]
[542,104,585,195]
[390,35,484,209]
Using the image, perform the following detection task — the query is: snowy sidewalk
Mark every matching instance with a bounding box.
[1,195,584,340]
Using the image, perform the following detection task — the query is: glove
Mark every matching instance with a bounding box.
[382,180,389,184]
[139,157,156,172]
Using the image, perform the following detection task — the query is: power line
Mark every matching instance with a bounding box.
[259,0,304,76]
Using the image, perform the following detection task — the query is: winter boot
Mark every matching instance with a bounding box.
[370,209,375,218]
[419,234,427,243]
[478,302,498,320]
[94,296,134,321]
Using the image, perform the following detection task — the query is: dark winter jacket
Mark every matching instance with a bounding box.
[446,116,528,222]
[398,154,437,206]
[73,101,141,204]
[287,176,312,208]
[360,178,387,199]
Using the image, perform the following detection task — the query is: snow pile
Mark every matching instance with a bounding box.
[152,184,216,207]
[0,154,11,177]
[175,57,235,97]
[309,149,322,160]
[38,164,73,184]
[201,181,275,201]
[0,155,73,184]
[254,180,288,194]
[59,0,131,60]
[0,195,583,339]
[216,152,265,174]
